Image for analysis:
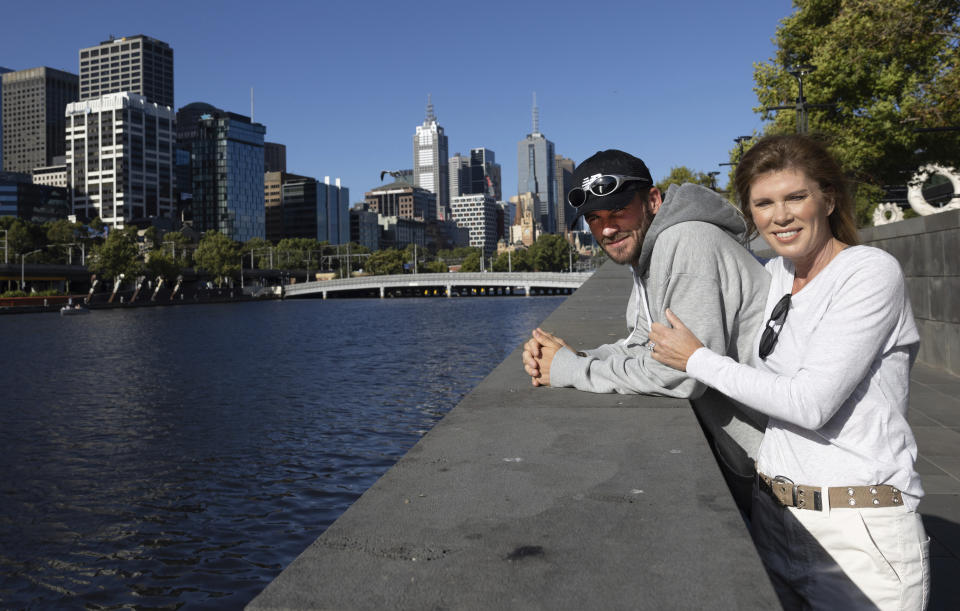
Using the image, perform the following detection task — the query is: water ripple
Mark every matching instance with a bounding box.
[0,297,562,609]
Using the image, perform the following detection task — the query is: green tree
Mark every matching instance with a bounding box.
[436,246,477,267]
[145,250,182,284]
[45,219,77,245]
[142,226,159,249]
[459,249,482,272]
[751,0,960,224]
[4,219,37,256]
[422,260,448,273]
[88,230,141,282]
[161,231,193,266]
[276,237,322,269]
[194,231,240,286]
[44,219,81,263]
[528,234,572,271]
[656,166,718,193]
[243,236,274,269]
[492,248,533,272]
[365,248,405,275]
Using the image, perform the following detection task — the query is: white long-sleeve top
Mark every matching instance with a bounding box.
[686,246,923,509]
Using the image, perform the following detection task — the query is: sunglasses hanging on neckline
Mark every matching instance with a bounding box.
[759,293,791,360]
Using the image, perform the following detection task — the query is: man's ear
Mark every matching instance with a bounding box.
[648,188,663,214]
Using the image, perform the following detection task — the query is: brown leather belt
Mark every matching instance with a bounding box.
[758,471,903,511]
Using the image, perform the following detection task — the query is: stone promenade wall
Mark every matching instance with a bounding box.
[247,262,777,610]
[859,209,960,376]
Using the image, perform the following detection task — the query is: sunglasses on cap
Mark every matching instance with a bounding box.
[758,293,791,360]
[567,174,652,208]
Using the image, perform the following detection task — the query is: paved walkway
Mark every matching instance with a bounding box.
[245,258,959,609]
[910,362,960,609]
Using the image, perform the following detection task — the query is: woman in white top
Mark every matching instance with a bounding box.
[649,134,930,610]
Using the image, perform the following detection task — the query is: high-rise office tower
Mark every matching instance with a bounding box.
[554,155,576,232]
[448,152,470,199]
[322,176,350,245]
[264,142,286,173]
[0,66,12,169]
[79,35,173,107]
[279,177,349,244]
[450,148,501,201]
[264,170,311,241]
[1,67,78,173]
[413,94,449,221]
[65,92,175,226]
[470,147,501,200]
[189,109,266,242]
[517,94,556,233]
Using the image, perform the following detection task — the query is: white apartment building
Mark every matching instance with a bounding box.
[65,92,175,227]
[450,193,498,257]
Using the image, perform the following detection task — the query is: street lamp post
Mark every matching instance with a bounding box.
[789,64,816,134]
[764,64,833,134]
[20,249,42,290]
[1,229,8,264]
[719,136,754,170]
[707,171,720,191]
[734,135,752,157]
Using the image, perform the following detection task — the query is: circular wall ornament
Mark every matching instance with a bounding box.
[907,164,960,216]
[873,202,905,226]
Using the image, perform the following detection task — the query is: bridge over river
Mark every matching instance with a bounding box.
[282,271,595,299]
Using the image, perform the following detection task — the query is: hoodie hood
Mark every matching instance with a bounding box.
[635,183,748,276]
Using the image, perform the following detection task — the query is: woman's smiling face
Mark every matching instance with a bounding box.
[749,168,836,270]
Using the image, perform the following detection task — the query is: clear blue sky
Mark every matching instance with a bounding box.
[3,0,794,201]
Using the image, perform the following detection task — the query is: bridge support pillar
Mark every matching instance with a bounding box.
[446,285,452,298]
[524,285,531,297]
[380,286,385,299]
[322,290,327,300]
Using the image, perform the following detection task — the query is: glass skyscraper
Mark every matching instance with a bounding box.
[517,96,556,233]
[189,110,266,242]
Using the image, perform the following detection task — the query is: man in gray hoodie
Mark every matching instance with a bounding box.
[521,149,769,514]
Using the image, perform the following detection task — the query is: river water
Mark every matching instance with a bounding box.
[0,296,563,609]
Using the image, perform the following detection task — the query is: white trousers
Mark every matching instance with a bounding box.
[751,483,930,610]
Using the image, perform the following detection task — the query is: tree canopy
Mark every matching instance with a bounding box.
[194,231,239,286]
[365,249,406,275]
[750,0,960,224]
[528,234,573,271]
[655,167,718,194]
[88,230,141,281]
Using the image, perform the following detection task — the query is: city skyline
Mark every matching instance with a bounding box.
[1,0,794,205]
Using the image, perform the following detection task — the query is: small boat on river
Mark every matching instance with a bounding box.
[60,299,90,316]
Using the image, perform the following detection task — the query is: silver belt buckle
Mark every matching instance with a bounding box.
[773,475,797,506]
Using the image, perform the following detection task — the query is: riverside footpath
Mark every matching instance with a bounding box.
[248,261,960,610]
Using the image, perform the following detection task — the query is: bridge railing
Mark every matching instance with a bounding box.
[284,271,595,296]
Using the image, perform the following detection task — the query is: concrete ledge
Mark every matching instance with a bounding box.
[247,262,777,609]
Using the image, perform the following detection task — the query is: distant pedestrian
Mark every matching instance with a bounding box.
[649,134,929,609]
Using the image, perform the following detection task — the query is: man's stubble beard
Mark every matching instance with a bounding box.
[602,231,643,265]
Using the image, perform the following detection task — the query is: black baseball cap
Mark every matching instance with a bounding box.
[569,150,654,228]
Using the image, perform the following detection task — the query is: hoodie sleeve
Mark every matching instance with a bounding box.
[550,271,724,397]
[550,223,742,397]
